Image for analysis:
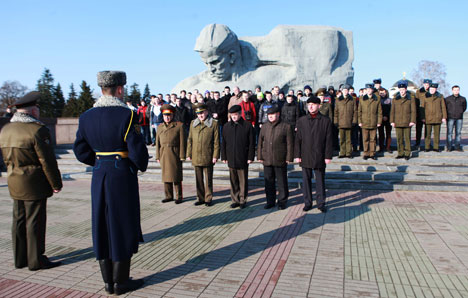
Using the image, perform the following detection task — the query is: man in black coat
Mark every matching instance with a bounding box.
[445,85,466,151]
[73,71,149,295]
[257,106,294,210]
[295,97,333,212]
[207,91,227,143]
[221,105,255,209]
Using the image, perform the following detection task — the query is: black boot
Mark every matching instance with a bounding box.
[99,259,114,294]
[113,259,144,295]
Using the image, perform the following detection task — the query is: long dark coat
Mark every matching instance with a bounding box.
[155,121,186,182]
[73,100,149,262]
[221,117,255,169]
[257,120,294,167]
[294,113,333,169]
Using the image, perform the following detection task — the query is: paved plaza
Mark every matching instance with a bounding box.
[1,178,468,297]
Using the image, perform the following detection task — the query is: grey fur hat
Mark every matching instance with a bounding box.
[97,71,127,87]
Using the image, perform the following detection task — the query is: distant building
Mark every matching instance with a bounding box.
[389,78,418,98]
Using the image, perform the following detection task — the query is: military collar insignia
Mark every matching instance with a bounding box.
[93,95,127,108]
[425,91,440,98]
[10,112,44,125]
[192,116,213,128]
[395,92,411,100]
[419,87,426,93]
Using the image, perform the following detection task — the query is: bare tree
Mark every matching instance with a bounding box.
[411,60,450,96]
[0,81,28,109]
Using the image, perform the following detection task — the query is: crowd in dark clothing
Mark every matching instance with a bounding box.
[127,81,466,154]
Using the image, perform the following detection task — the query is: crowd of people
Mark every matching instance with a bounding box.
[131,79,466,157]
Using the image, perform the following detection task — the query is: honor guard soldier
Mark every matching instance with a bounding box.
[421,83,447,152]
[156,104,186,203]
[334,84,357,158]
[390,81,417,159]
[295,97,333,212]
[359,84,382,160]
[257,106,294,210]
[186,103,220,206]
[0,91,63,271]
[221,105,255,209]
[73,71,149,295]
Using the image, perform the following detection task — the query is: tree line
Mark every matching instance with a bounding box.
[0,68,151,118]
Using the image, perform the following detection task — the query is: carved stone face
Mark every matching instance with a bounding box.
[200,50,234,82]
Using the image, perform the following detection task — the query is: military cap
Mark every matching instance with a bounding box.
[430,83,439,88]
[304,85,312,91]
[328,86,335,90]
[228,105,242,113]
[13,91,40,108]
[397,81,408,88]
[194,103,207,113]
[307,96,321,104]
[161,104,175,114]
[97,71,127,87]
[341,84,351,90]
[423,79,432,84]
[266,106,280,114]
[373,78,382,84]
[365,83,374,89]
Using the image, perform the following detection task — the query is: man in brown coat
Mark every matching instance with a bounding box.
[359,84,382,160]
[421,83,447,152]
[186,104,220,206]
[390,81,416,159]
[156,104,186,203]
[334,84,357,158]
[0,91,62,271]
[257,106,294,210]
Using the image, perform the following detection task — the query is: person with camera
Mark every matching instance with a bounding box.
[239,90,257,127]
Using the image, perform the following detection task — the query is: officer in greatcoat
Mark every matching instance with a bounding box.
[221,105,255,209]
[421,83,447,152]
[334,84,357,158]
[156,104,186,203]
[0,91,62,271]
[358,84,382,160]
[186,103,220,206]
[390,81,416,159]
[295,97,333,212]
[73,71,149,295]
[257,106,294,210]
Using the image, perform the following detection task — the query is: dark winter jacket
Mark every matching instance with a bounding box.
[294,113,333,169]
[221,117,255,169]
[281,101,302,127]
[257,120,294,167]
[445,95,467,119]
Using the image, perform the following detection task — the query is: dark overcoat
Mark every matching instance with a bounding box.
[257,120,294,167]
[73,97,149,262]
[294,113,333,169]
[221,117,255,169]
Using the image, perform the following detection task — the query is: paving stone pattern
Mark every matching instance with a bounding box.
[1,178,468,297]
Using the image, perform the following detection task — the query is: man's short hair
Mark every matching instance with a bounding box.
[214,91,220,95]
[171,93,177,97]
[264,91,272,95]
[151,95,156,98]
[180,90,186,93]
[286,94,293,98]
[101,86,119,96]
[452,85,460,89]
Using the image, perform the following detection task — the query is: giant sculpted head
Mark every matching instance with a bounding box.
[194,24,242,82]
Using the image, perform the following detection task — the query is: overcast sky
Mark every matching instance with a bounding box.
[1,0,467,97]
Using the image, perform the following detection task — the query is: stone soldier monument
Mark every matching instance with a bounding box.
[172,24,354,92]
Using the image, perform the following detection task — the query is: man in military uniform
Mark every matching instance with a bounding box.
[0,91,62,271]
[421,83,447,152]
[334,84,357,158]
[186,103,219,206]
[257,106,294,210]
[390,81,416,160]
[414,79,432,148]
[73,71,149,295]
[221,105,255,209]
[359,84,382,160]
[156,104,186,203]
